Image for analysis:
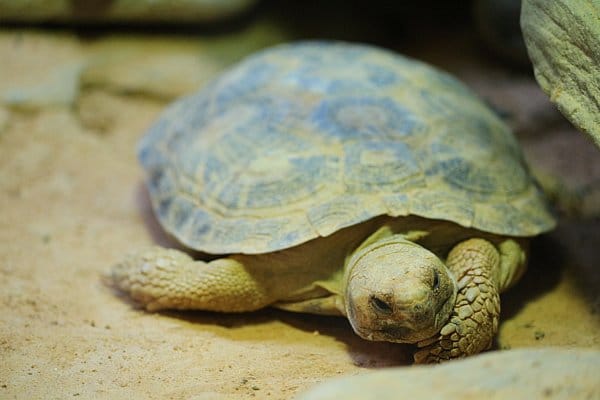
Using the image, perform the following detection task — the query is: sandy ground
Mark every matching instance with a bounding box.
[1,6,600,400]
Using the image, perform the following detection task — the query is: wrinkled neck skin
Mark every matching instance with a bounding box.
[342,234,457,344]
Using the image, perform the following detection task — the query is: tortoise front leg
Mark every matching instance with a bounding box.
[414,238,503,363]
[111,246,273,312]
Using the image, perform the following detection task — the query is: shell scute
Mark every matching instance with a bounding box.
[312,96,421,140]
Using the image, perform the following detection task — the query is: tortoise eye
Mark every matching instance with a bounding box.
[370,296,393,314]
[432,270,440,290]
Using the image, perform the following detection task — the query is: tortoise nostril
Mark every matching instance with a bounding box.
[370,296,393,314]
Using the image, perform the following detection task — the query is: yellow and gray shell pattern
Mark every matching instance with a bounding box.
[139,41,555,254]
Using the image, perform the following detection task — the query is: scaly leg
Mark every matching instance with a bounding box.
[111,246,273,312]
[414,238,502,363]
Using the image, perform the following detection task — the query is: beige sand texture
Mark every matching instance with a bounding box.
[1,9,599,400]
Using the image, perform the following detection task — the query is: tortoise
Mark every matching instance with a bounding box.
[112,41,555,363]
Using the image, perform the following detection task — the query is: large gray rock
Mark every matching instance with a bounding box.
[521,0,600,147]
[0,0,258,23]
[297,348,600,400]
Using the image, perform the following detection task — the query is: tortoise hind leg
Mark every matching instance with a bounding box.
[111,246,273,312]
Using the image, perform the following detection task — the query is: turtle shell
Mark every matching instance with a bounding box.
[139,41,555,254]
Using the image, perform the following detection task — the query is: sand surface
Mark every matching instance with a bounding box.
[1,6,600,399]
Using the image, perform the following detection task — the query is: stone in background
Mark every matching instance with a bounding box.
[0,32,85,108]
[0,0,259,23]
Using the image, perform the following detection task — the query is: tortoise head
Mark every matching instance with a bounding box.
[344,235,457,343]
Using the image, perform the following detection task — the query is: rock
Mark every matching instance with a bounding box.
[82,37,223,100]
[0,21,288,106]
[0,31,86,108]
[297,348,600,400]
[521,0,600,147]
[0,0,258,23]
[81,22,288,99]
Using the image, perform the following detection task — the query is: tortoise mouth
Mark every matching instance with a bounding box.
[346,288,442,344]
[352,318,443,344]
[371,326,417,342]
[352,322,425,344]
